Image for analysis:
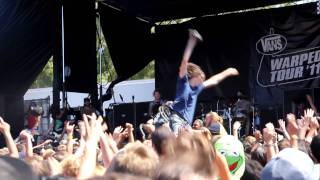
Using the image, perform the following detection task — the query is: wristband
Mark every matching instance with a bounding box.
[67,134,73,141]
[263,143,277,147]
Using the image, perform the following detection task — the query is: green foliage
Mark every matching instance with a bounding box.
[30,57,53,88]
[129,60,155,80]
[97,45,155,84]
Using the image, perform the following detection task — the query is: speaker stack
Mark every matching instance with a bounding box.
[106,102,151,140]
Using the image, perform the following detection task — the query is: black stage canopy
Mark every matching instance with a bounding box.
[100,0,299,22]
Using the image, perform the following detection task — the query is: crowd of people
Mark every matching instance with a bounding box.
[0,29,319,180]
[0,104,319,180]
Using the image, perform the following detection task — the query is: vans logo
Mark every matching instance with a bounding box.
[256,34,287,55]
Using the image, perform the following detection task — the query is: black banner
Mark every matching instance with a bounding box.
[249,2,320,106]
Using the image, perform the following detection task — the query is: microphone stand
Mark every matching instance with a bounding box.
[228,107,232,135]
[98,46,104,109]
[97,13,105,114]
[132,96,137,138]
[252,97,255,133]
[112,89,116,104]
[111,89,116,131]
[216,99,220,112]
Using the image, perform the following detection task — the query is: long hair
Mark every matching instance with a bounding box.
[187,63,205,80]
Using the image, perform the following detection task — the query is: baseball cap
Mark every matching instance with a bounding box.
[208,123,220,134]
[261,148,319,180]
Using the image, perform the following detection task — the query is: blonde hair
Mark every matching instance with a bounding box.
[206,112,223,124]
[108,142,159,177]
[187,63,205,80]
[157,133,216,179]
[25,155,47,176]
[60,155,81,177]
[245,136,257,146]
[205,112,228,135]
[42,149,56,160]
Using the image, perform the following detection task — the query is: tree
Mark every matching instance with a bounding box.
[130,60,155,80]
[30,57,53,88]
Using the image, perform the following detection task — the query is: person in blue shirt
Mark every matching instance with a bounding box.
[169,29,239,134]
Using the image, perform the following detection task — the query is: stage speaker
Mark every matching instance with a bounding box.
[314,88,320,113]
[283,88,312,117]
[136,102,151,123]
[112,103,134,131]
[259,105,282,130]
[110,102,151,140]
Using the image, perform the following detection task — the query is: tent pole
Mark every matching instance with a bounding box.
[61,5,67,108]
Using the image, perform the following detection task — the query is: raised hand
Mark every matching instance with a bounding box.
[278,119,291,140]
[78,113,103,179]
[200,127,212,140]
[304,108,314,119]
[263,123,276,144]
[278,119,286,131]
[20,130,32,140]
[113,126,124,140]
[265,122,275,131]
[65,121,75,135]
[125,123,134,143]
[286,113,298,137]
[0,117,11,135]
[233,121,241,131]
[125,123,133,131]
[78,121,86,138]
[297,118,310,131]
[0,117,18,158]
[82,114,102,143]
[225,68,239,76]
[305,116,320,143]
[310,117,319,130]
[189,29,203,42]
[102,122,108,132]
[143,123,155,134]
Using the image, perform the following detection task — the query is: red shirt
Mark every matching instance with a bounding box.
[27,114,38,129]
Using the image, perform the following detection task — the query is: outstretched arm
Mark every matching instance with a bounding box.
[203,68,239,88]
[20,130,33,158]
[179,29,203,78]
[0,117,19,158]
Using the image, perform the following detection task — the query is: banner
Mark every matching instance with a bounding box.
[250,2,320,105]
[256,30,320,87]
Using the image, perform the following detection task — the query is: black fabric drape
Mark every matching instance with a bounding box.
[99,4,154,82]
[62,0,97,94]
[0,0,56,95]
[0,0,57,146]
